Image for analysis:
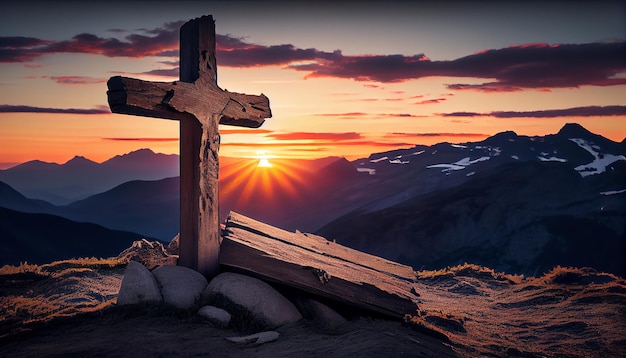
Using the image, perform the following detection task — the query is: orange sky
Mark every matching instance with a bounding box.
[1,2,624,167]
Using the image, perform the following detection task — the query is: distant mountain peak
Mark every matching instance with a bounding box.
[64,156,97,166]
[557,123,594,138]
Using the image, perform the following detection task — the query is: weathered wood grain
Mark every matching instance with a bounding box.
[220,212,420,319]
[104,15,271,277]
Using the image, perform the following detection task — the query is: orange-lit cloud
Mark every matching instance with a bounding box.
[220,129,273,135]
[267,132,361,141]
[385,132,489,139]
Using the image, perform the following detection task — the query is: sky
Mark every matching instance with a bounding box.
[0,0,625,168]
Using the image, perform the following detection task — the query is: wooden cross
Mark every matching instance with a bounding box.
[106,15,272,278]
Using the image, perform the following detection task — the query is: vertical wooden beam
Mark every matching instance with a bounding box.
[178,16,220,277]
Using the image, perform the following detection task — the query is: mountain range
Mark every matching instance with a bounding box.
[0,149,179,205]
[1,123,624,275]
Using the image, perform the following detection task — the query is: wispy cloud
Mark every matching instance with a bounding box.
[102,137,178,142]
[385,132,489,138]
[221,129,273,135]
[267,132,362,141]
[39,76,107,85]
[0,104,109,114]
[226,140,414,148]
[440,105,626,118]
[415,98,447,105]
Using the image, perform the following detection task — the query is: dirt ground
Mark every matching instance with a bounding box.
[1,307,457,358]
[1,260,625,357]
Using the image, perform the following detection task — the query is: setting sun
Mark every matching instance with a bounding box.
[256,151,273,168]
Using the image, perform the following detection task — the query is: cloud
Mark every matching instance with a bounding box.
[221,129,273,135]
[40,76,106,85]
[102,137,178,142]
[315,112,369,117]
[288,41,626,90]
[440,105,626,118]
[0,104,109,114]
[4,19,623,91]
[0,21,183,62]
[385,132,488,138]
[226,140,414,148]
[267,132,362,141]
[415,98,446,105]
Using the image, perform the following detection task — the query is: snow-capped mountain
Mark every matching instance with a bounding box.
[349,123,625,212]
[318,124,626,277]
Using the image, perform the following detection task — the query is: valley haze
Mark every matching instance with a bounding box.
[0,123,624,278]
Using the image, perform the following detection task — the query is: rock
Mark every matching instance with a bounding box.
[198,305,231,328]
[116,261,162,305]
[117,239,177,270]
[203,272,302,331]
[152,265,208,310]
[225,331,280,345]
[166,234,179,256]
[292,296,347,333]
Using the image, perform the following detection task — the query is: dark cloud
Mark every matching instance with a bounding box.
[0,21,183,62]
[3,19,623,91]
[0,104,109,114]
[288,42,626,91]
[441,105,626,118]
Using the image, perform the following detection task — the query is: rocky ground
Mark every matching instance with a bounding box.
[0,257,625,357]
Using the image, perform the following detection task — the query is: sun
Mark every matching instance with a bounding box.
[255,151,273,168]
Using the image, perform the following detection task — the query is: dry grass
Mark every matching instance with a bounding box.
[0,257,128,278]
[416,262,524,284]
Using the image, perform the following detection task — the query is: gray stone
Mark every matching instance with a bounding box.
[198,305,231,328]
[203,272,302,330]
[225,331,279,345]
[152,265,208,310]
[116,261,162,305]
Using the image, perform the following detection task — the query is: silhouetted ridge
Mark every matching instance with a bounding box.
[557,123,594,138]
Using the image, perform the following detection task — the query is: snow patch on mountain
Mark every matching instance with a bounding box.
[538,156,567,162]
[390,159,409,164]
[600,188,626,196]
[370,156,388,163]
[357,167,376,175]
[427,156,491,172]
[569,138,626,177]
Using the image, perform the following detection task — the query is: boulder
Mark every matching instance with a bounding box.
[198,305,231,328]
[116,261,162,305]
[152,265,208,310]
[203,272,302,331]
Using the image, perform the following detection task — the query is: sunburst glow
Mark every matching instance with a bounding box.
[256,151,273,168]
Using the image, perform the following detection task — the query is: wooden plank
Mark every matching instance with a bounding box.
[220,212,420,319]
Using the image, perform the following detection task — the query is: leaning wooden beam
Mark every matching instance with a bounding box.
[220,212,420,319]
